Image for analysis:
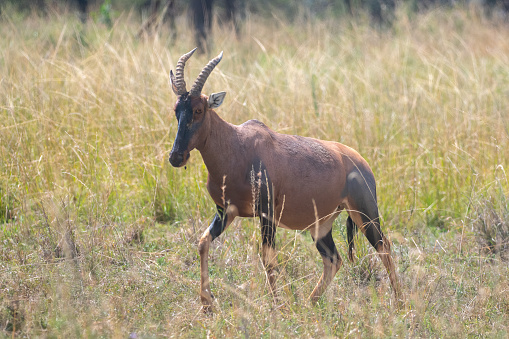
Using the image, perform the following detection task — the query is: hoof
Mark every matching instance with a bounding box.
[309,294,321,305]
[395,295,405,309]
[201,304,213,314]
[200,293,214,313]
[274,302,289,313]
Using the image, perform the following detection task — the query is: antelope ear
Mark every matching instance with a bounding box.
[208,92,226,109]
[169,70,179,95]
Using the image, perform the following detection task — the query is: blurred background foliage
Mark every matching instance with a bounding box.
[2,0,508,26]
[1,0,508,54]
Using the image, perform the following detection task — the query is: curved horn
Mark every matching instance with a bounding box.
[189,51,223,97]
[171,48,197,95]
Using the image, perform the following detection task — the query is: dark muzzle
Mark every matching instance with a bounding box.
[169,151,189,167]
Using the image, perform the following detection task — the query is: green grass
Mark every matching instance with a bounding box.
[1,5,509,337]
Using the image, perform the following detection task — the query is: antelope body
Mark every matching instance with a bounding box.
[168,49,401,311]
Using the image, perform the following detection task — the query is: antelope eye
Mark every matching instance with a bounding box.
[195,109,203,115]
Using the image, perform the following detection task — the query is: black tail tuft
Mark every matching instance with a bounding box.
[346,216,357,262]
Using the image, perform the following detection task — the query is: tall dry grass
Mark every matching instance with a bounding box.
[0,5,508,337]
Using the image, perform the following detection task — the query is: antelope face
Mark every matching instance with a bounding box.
[169,92,226,167]
[168,48,225,168]
[169,94,206,167]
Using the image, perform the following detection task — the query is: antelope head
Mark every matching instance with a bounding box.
[168,48,226,168]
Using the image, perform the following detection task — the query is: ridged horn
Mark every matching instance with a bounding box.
[189,51,223,97]
[171,48,197,95]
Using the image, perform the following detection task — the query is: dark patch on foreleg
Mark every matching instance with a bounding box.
[208,204,228,241]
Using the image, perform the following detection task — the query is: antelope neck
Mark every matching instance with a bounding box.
[198,110,241,180]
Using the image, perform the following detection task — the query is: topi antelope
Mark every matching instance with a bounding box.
[168,48,401,311]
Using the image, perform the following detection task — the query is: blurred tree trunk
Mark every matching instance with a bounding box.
[368,0,395,27]
[137,0,177,39]
[484,0,509,13]
[190,0,214,53]
[224,0,239,36]
[77,0,88,22]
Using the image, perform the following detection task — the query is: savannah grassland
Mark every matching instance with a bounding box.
[1,3,509,337]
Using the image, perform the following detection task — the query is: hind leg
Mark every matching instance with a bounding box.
[350,209,401,300]
[346,172,402,301]
[347,207,401,301]
[256,166,278,302]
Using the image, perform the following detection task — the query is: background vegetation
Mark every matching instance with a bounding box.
[1,2,508,337]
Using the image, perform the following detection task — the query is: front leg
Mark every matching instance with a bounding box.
[198,204,237,312]
[257,167,278,302]
[261,216,277,302]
